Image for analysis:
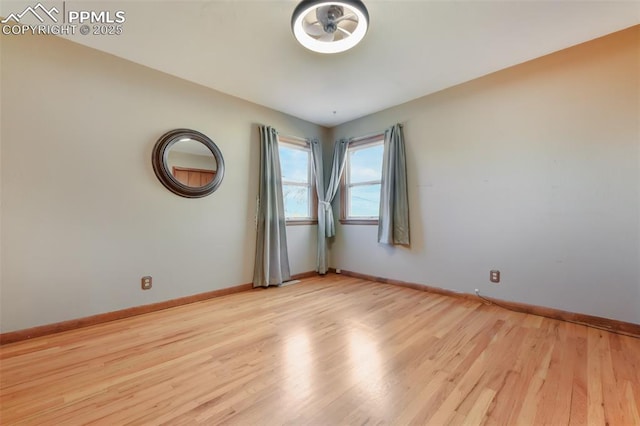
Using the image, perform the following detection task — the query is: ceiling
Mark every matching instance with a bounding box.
[2,1,639,127]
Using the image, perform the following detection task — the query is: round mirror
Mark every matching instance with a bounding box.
[152,129,225,198]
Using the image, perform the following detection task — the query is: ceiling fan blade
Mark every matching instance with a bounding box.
[303,20,325,36]
[334,14,357,24]
[337,27,352,37]
[318,32,335,42]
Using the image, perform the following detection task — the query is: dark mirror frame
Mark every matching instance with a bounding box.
[152,128,225,198]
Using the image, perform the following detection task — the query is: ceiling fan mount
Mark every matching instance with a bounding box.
[318,5,344,33]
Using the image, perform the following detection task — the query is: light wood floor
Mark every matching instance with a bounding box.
[1,275,639,425]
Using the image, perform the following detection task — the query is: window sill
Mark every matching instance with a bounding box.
[286,219,318,226]
[339,219,379,225]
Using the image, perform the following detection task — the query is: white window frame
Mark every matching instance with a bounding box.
[341,134,384,224]
[278,136,317,225]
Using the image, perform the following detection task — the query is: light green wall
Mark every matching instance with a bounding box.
[329,27,640,324]
[0,33,326,332]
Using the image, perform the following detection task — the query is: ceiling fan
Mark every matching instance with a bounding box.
[291,1,369,54]
[303,5,358,43]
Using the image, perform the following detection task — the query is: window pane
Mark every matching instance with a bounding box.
[279,145,309,184]
[283,184,310,218]
[349,143,383,184]
[349,184,380,217]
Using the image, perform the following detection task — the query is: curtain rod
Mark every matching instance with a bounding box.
[279,123,404,144]
[278,133,307,142]
[350,132,383,142]
[349,123,403,143]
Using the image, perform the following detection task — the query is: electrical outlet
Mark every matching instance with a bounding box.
[141,276,152,290]
[490,270,500,283]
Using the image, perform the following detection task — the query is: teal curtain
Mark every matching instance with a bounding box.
[310,138,349,273]
[378,124,410,245]
[253,126,291,287]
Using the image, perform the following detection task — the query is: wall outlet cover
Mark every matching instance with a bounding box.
[141,276,152,290]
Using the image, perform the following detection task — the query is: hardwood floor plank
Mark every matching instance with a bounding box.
[1,275,639,425]
[460,388,496,426]
[587,328,607,425]
[568,323,589,425]
[625,381,640,424]
[535,322,574,425]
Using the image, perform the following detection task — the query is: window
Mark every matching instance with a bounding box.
[278,136,317,225]
[341,135,384,224]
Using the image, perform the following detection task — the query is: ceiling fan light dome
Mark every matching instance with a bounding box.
[292,0,369,54]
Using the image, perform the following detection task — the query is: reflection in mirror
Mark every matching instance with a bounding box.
[152,129,225,198]
[167,138,218,188]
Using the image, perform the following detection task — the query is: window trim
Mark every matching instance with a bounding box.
[340,134,385,225]
[278,135,318,226]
